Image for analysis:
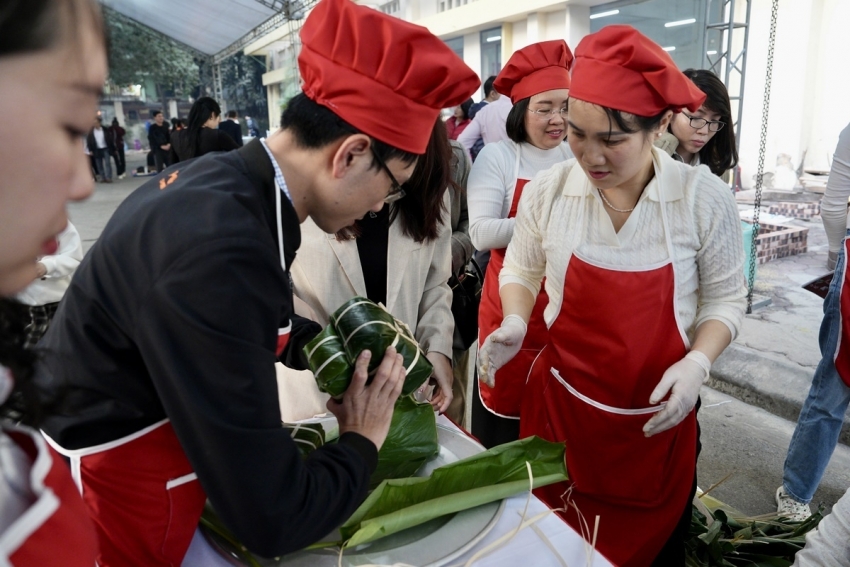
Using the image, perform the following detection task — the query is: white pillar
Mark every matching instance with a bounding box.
[113,101,125,127]
[527,13,539,45]
[564,4,590,47]
[168,99,179,120]
[463,31,482,83]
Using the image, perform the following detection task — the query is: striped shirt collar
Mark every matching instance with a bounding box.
[259,138,292,203]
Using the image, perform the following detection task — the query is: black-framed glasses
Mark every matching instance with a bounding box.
[684,113,726,132]
[370,146,406,203]
[527,107,568,120]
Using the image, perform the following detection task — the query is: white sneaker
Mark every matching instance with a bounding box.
[776,486,812,521]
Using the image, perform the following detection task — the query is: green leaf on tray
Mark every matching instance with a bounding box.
[339,436,568,549]
[370,395,438,489]
[303,296,433,397]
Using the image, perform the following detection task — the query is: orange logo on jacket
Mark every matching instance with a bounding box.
[159,171,179,190]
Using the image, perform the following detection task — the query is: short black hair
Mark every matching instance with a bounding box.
[483,76,497,98]
[505,97,531,144]
[281,93,418,170]
[227,110,238,119]
[459,98,474,121]
[152,110,162,118]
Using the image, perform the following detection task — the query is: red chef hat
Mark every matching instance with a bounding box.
[298,0,480,154]
[570,25,706,116]
[493,40,573,104]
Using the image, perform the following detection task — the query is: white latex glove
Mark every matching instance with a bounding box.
[828,250,839,271]
[643,351,711,437]
[478,314,527,388]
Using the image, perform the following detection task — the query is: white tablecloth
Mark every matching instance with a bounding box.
[182,416,614,567]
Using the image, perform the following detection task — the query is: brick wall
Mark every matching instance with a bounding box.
[748,222,809,264]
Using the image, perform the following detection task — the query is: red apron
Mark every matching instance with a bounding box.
[834,238,850,387]
[2,425,99,567]
[478,143,566,418]
[520,181,696,567]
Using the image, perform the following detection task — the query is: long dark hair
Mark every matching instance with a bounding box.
[185,97,221,159]
[0,0,103,425]
[680,69,738,177]
[390,117,452,243]
[336,118,453,243]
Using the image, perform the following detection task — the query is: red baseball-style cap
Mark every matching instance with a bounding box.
[570,25,706,116]
[493,40,573,104]
[298,0,480,154]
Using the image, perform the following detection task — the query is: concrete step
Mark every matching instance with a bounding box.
[709,342,850,446]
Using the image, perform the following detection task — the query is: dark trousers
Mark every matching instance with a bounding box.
[153,148,170,172]
[470,376,520,448]
[112,145,126,176]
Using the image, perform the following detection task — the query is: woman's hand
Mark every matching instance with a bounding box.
[478,314,527,387]
[424,352,453,414]
[643,351,711,437]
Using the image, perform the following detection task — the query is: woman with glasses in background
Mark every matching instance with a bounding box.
[468,40,574,447]
[659,69,739,178]
[290,118,456,414]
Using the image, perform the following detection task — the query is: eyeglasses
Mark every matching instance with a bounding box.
[370,146,406,203]
[527,107,568,120]
[683,113,726,132]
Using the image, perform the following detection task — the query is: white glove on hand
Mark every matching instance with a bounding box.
[643,351,711,437]
[478,314,527,388]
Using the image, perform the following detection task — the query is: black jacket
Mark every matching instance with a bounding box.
[169,127,240,163]
[147,122,171,151]
[86,127,116,153]
[36,140,376,557]
[218,119,244,147]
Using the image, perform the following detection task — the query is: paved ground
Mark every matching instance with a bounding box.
[64,164,850,517]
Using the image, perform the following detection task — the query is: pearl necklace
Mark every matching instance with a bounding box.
[597,188,638,213]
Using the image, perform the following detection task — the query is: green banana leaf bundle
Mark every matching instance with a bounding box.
[339,436,568,548]
[686,497,823,566]
[369,396,438,489]
[303,296,432,397]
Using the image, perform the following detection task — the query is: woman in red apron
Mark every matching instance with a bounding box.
[480,26,747,566]
[0,1,107,564]
[469,40,574,448]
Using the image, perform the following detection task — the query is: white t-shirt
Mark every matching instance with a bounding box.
[820,122,850,253]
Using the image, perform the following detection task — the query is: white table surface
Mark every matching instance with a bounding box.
[182,416,614,567]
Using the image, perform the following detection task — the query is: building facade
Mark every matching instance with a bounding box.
[247,0,850,190]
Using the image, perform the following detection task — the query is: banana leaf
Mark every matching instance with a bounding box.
[304,296,432,397]
[686,495,823,566]
[370,396,439,489]
[339,436,568,548]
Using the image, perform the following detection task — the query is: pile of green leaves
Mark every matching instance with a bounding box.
[686,502,822,566]
[369,396,438,489]
[303,296,433,397]
[340,436,568,548]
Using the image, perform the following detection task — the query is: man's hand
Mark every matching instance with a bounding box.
[423,352,453,414]
[34,262,47,279]
[161,144,171,151]
[478,315,527,387]
[326,347,405,451]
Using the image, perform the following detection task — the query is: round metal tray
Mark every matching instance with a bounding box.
[202,423,505,567]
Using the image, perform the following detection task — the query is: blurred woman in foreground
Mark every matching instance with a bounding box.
[0,0,107,563]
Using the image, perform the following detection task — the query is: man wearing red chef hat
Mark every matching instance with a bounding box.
[481,25,746,566]
[33,0,480,565]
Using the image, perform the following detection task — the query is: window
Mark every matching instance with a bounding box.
[480,28,502,78]
[380,0,400,14]
[590,0,707,70]
[445,37,464,60]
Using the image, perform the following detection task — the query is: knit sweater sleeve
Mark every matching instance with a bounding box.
[499,163,567,297]
[821,123,850,253]
[691,166,747,339]
[468,142,515,251]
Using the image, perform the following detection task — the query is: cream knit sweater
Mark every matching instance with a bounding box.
[501,147,747,341]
